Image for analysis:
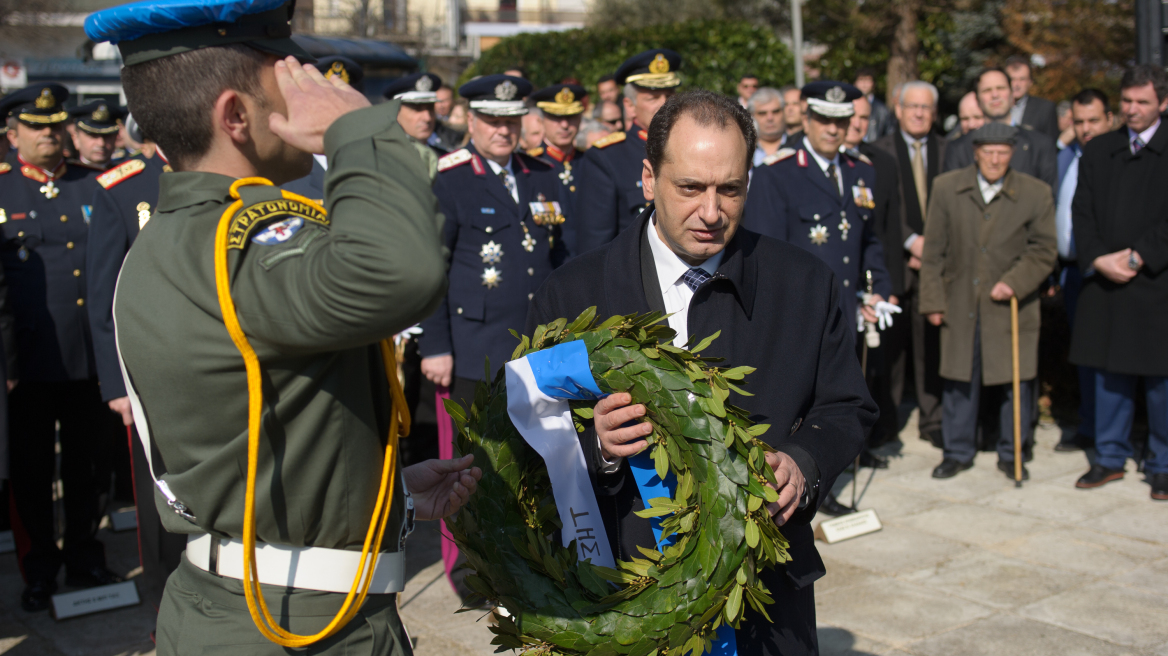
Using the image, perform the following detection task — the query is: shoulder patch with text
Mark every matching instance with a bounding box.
[228,198,329,250]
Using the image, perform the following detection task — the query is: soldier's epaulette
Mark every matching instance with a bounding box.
[764,148,797,166]
[437,149,472,172]
[592,131,626,149]
[0,163,10,175]
[97,159,147,189]
[526,146,545,157]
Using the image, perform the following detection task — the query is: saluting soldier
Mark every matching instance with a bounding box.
[418,75,567,405]
[743,81,896,515]
[0,83,123,611]
[86,0,481,652]
[66,101,128,170]
[527,82,587,257]
[282,55,362,201]
[574,48,681,255]
[85,143,178,613]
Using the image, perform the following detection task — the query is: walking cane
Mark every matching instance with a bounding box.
[1010,295,1023,488]
[854,271,879,508]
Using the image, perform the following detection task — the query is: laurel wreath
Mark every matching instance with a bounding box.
[443,308,791,656]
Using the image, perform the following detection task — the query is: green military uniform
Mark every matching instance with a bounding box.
[114,100,447,652]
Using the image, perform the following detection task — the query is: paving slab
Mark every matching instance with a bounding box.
[815,579,994,646]
[816,525,972,576]
[907,612,1143,656]
[878,459,1031,503]
[817,625,895,655]
[976,481,1138,524]
[1086,502,1168,544]
[1019,580,1168,650]
[900,551,1086,609]
[893,502,1056,547]
[1111,557,1168,595]
[837,479,946,521]
[814,558,883,595]
[991,526,1164,576]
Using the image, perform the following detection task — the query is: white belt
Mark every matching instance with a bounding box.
[186,534,405,594]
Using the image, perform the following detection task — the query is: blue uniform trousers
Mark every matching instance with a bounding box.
[1094,371,1168,474]
[1061,263,1095,440]
[942,320,1034,464]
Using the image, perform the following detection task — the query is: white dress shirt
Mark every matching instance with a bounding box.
[1056,144,1081,260]
[803,136,843,195]
[977,172,1005,205]
[484,155,518,204]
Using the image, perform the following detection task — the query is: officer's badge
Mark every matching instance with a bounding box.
[40,181,59,199]
[555,88,575,105]
[36,88,55,109]
[559,161,573,187]
[326,61,349,84]
[810,225,829,245]
[852,183,875,210]
[838,218,851,241]
[481,266,502,288]
[496,80,518,101]
[416,75,433,92]
[480,240,503,265]
[17,246,27,262]
[649,53,670,74]
[82,205,93,224]
[93,105,110,122]
[529,201,565,226]
[252,217,304,245]
[826,86,847,103]
[137,201,152,229]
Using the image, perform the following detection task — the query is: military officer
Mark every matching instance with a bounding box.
[0,83,123,611]
[282,56,362,201]
[86,0,480,652]
[385,72,450,160]
[527,82,587,257]
[573,48,681,255]
[418,74,566,406]
[84,144,179,612]
[66,101,128,169]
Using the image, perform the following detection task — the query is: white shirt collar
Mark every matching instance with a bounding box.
[977,171,1005,204]
[482,154,514,177]
[313,153,328,171]
[1129,118,1161,148]
[646,212,723,296]
[901,130,928,146]
[802,136,839,174]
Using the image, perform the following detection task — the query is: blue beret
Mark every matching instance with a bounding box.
[384,73,442,102]
[459,75,531,116]
[801,81,862,118]
[530,84,586,116]
[69,101,129,134]
[0,84,70,125]
[614,49,682,89]
[85,0,312,66]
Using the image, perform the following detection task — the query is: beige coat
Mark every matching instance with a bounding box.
[918,166,1057,386]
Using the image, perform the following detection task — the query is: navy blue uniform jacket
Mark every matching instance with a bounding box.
[529,142,586,259]
[526,208,874,656]
[573,126,651,255]
[419,144,566,381]
[86,152,167,401]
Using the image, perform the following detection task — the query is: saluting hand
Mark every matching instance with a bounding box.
[403,455,483,521]
[268,56,371,156]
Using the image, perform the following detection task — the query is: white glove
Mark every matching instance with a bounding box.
[394,324,424,345]
[873,301,902,331]
[856,307,866,333]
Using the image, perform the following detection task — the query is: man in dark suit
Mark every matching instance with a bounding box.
[1070,65,1168,501]
[528,90,873,655]
[854,68,894,142]
[944,68,1057,194]
[1005,56,1059,141]
[874,80,948,447]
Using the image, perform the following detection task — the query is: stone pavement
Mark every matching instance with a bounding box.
[0,411,1163,655]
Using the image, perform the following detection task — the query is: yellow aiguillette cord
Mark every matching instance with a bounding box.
[213,177,410,647]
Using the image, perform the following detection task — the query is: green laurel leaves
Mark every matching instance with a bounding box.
[447,308,791,655]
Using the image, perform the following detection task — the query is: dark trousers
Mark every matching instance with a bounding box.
[1094,372,1168,474]
[8,380,113,582]
[129,426,186,610]
[908,287,944,436]
[858,331,899,446]
[1061,263,1096,439]
[941,324,1034,463]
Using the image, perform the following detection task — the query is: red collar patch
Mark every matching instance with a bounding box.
[796,150,808,168]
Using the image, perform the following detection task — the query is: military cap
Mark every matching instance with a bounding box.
[970,122,1017,146]
[530,84,586,117]
[384,73,443,103]
[317,56,363,91]
[614,49,682,89]
[84,0,313,67]
[801,80,862,118]
[69,101,128,135]
[0,84,70,126]
[459,74,531,117]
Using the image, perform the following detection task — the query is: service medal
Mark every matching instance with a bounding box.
[480,240,504,264]
[481,266,501,288]
[838,219,851,241]
[810,225,829,245]
[40,181,59,199]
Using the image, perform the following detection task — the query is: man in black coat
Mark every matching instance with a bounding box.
[944,68,1057,194]
[1069,65,1168,501]
[527,90,873,655]
[1006,56,1060,141]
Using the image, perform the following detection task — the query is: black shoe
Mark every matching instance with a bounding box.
[64,566,123,588]
[921,428,944,448]
[1054,440,1082,452]
[817,494,855,517]
[932,458,973,479]
[1075,464,1125,489]
[859,450,889,469]
[20,579,57,612]
[997,460,1029,481]
[1150,473,1168,501]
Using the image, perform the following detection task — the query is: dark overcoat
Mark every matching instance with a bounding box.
[572,126,651,255]
[1070,123,1168,375]
[944,126,1058,194]
[858,141,905,295]
[873,131,948,294]
[526,207,874,656]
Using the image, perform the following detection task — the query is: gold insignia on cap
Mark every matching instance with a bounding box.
[496,80,518,101]
[554,88,575,105]
[326,61,350,84]
[538,86,584,115]
[826,86,847,103]
[416,75,433,92]
[35,88,55,109]
[93,105,110,122]
[649,53,670,74]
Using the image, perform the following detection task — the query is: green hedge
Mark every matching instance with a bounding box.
[459,20,795,98]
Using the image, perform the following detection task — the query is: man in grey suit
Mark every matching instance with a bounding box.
[1005,56,1060,141]
[943,68,1058,194]
[874,81,948,448]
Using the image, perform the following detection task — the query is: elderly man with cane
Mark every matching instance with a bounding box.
[919,123,1057,481]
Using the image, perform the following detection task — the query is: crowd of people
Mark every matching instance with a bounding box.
[0,21,1163,652]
